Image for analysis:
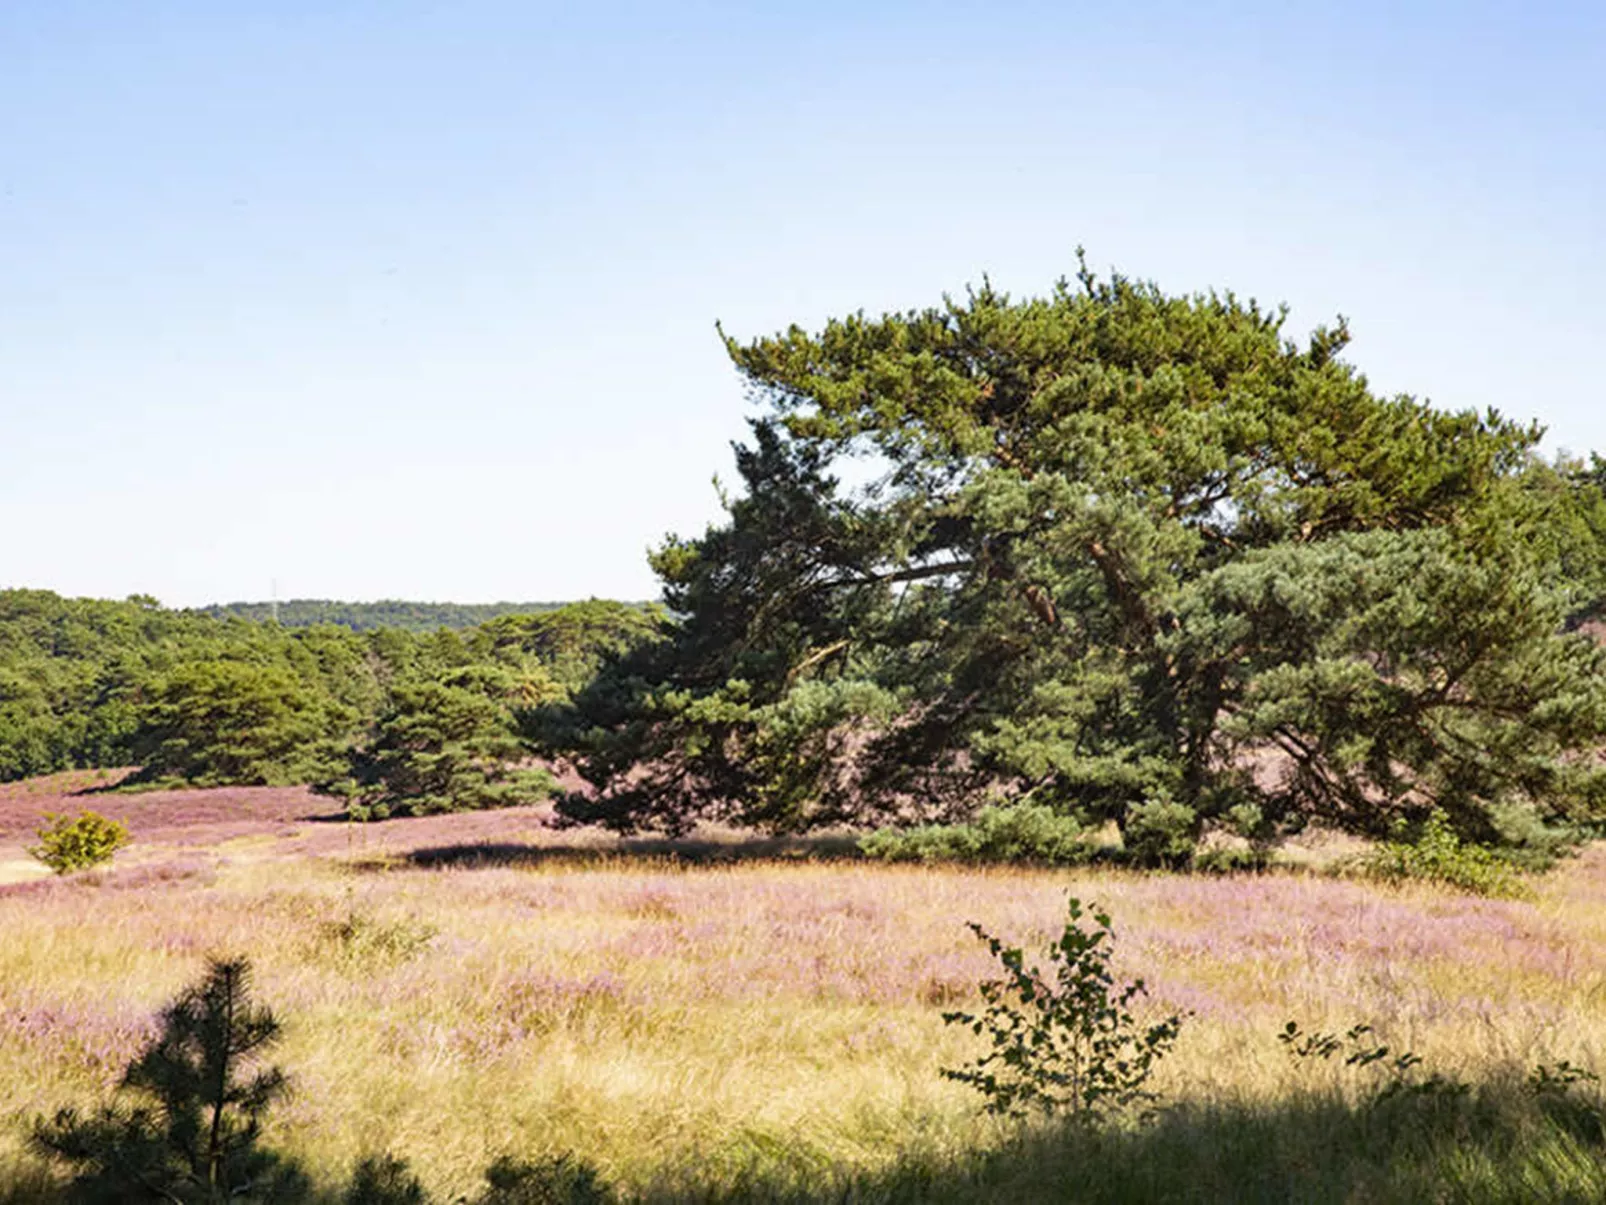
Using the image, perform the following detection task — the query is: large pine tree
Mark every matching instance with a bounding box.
[550,261,1606,853]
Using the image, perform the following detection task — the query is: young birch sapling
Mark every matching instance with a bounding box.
[943,896,1184,1123]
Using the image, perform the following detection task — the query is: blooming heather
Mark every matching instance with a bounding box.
[1,813,1603,1198]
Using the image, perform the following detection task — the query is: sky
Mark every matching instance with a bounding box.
[2,1,1603,608]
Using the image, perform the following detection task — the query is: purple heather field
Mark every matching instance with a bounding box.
[2,773,1603,1192]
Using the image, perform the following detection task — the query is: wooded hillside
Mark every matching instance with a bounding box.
[199,599,575,632]
[0,591,661,813]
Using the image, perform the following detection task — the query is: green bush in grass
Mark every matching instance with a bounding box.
[1362,809,1529,897]
[858,802,1092,866]
[943,896,1185,1122]
[27,811,129,875]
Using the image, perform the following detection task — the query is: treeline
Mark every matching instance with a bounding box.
[0,590,661,812]
[198,598,577,632]
[13,265,1606,863]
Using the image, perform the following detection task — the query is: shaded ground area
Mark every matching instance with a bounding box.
[397,831,863,872]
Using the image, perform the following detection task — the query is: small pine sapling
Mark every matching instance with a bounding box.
[31,957,305,1203]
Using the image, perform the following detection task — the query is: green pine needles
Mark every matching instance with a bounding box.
[553,261,1606,859]
[942,897,1184,1123]
[31,957,304,1203]
[858,802,1093,866]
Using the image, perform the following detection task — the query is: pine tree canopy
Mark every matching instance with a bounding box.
[550,260,1606,851]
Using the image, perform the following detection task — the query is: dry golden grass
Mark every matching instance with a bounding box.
[2,815,1604,1199]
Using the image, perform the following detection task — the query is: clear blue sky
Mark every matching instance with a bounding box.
[3,1,1602,607]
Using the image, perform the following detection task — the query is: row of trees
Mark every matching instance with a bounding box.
[0,592,660,815]
[11,261,1606,857]
[199,598,574,632]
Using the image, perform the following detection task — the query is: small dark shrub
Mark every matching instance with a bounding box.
[1191,845,1269,874]
[942,896,1184,1122]
[339,1152,616,1205]
[474,1154,613,1205]
[1120,799,1198,869]
[344,1153,429,1205]
[31,957,306,1203]
[28,811,130,875]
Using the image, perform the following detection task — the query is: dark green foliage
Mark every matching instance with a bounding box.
[1190,845,1270,874]
[343,1154,428,1205]
[324,666,556,818]
[1119,799,1198,869]
[1526,453,1606,622]
[0,590,199,781]
[342,602,656,818]
[942,897,1184,1122]
[0,591,650,795]
[0,590,391,785]
[27,811,130,874]
[1274,1020,1584,1117]
[30,958,305,1203]
[474,1155,613,1205]
[131,660,346,787]
[1280,1021,1446,1088]
[474,601,666,695]
[858,802,1092,866]
[1359,808,1529,897]
[333,1153,614,1205]
[556,261,1606,851]
[199,600,575,633]
[1528,1062,1606,1146]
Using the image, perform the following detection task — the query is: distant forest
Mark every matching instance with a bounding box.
[0,590,662,805]
[199,599,578,632]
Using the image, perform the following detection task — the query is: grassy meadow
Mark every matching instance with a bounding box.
[3,784,1606,1202]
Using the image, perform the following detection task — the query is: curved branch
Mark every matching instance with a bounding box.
[786,639,851,683]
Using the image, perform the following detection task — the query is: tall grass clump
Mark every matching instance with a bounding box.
[314,911,438,970]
